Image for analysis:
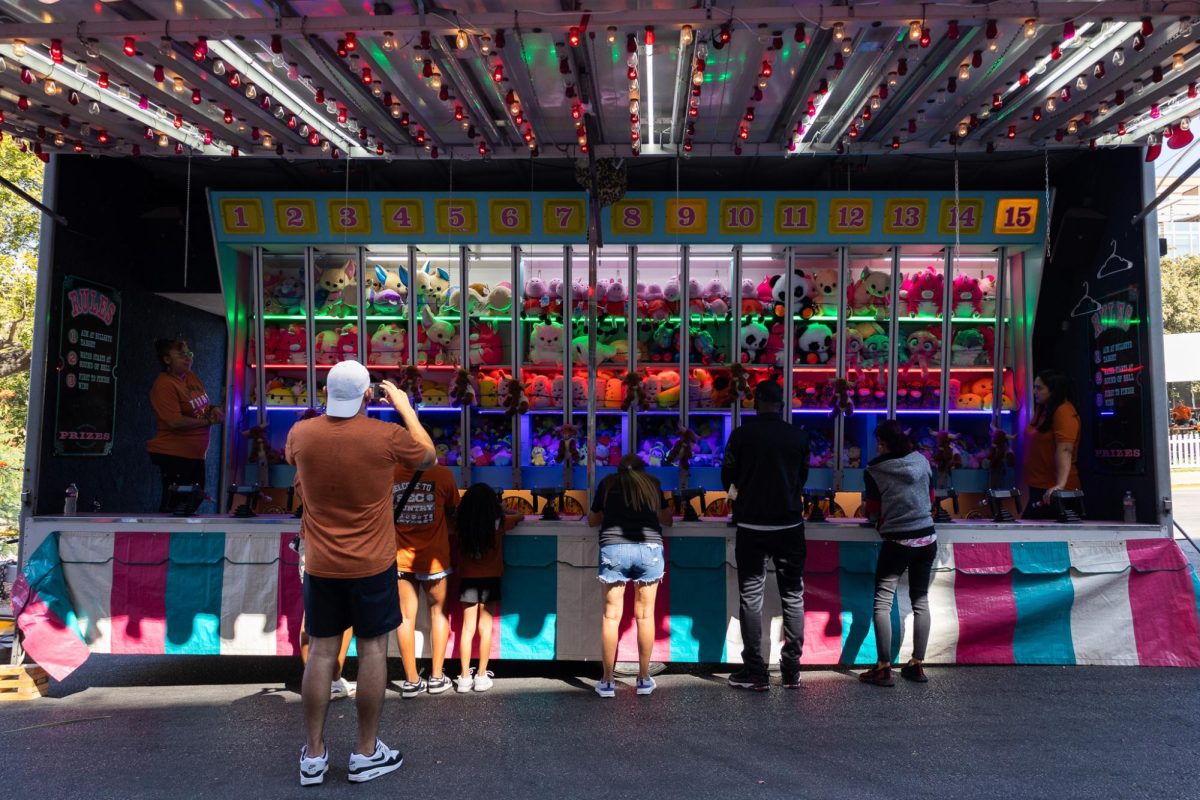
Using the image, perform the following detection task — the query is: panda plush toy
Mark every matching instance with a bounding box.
[796,322,834,364]
[771,268,819,320]
[739,316,770,363]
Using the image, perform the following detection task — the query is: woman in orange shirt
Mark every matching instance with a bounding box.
[453,483,524,693]
[392,463,460,697]
[1022,369,1081,519]
[146,338,222,513]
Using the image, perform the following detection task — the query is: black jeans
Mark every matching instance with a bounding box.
[1023,486,1053,520]
[735,525,806,679]
[873,540,937,662]
[150,453,206,513]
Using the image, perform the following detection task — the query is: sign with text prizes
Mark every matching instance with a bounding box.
[55,276,120,456]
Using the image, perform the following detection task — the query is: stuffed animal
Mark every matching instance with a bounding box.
[978,274,997,317]
[267,275,304,314]
[416,261,452,312]
[691,327,719,364]
[420,379,450,407]
[314,328,342,365]
[861,329,889,381]
[985,425,1017,473]
[604,278,628,317]
[526,374,554,409]
[796,322,834,364]
[811,269,838,310]
[905,267,944,317]
[450,367,477,407]
[970,376,996,409]
[317,260,358,317]
[702,277,730,317]
[487,282,513,314]
[664,427,699,468]
[663,275,682,314]
[365,264,408,311]
[656,370,682,407]
[830,377,854,418]
[649,320,680,362]
[529,320,564,365]
[621,372,649,411]
[478,370,501,407]
[849,268,891,316]
[420,305,458,365]
[275,323,306,364]
[761,322,785,366]
[772,268,818,320]
[689,368,714,408]
[757,275,776,306]
[570,334,627,364]
[500,376,530,416]
[951,274,983,318]
[739,316,769,363]
[605,376,627,409]
[335,325,358,362]
[933,431,964,477]
[571,374,588,407]
[445,284,488,315]
[265,378,293,405]
[243,424,281,464]
[467,322,504,366]
[741,277,762,315]
[903,329,941,380]
[951,327,986,366]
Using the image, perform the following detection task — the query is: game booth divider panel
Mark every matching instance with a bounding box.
[15,523,1200,680]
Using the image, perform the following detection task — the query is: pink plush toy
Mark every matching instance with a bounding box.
[761,322,785,366]
[757,275,777,306]
[905,268,944,317]
[368,323,407,366]
[419,305,458,365]
[314,328,341,365]
[702,278,730,317]
[951,274,982,317]
[605,278,628,316]
[978,274,997,316]
[336,324,358,362]
[467,322,504,366]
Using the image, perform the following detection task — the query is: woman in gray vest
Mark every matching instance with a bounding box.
[859,420,937,686]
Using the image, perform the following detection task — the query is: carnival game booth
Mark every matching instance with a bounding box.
[8,2,1200,680]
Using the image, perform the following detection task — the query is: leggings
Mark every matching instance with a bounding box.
[873,540,937,663]
[150,453,206,513]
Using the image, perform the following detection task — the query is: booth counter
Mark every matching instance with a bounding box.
[17,514,1200,680]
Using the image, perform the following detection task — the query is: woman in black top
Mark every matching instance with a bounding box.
[587,454,673,698]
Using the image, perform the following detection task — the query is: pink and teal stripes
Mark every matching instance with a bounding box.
[17,531,1200,680]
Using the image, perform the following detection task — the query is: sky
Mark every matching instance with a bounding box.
[1158,139,1200,177]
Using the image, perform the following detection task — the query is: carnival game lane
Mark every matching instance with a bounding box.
[1,658,1198,800]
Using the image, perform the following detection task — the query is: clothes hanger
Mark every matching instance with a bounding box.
[1096,239,1133,279]
[1070,281,1102,317]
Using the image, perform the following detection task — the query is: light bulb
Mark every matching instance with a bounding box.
[1099,101,1109,115]
[1076,75,1088,90]
[1174,53,1186,71]
[959,64,970,81]
[1046,96,1057,112]
[1113,48,1125,66]
[456,30,469,50]
[390,104,401,118]
[681,25,693,45]
[887,72,898,87]
[480,35,491,54]
[1183,117,1192,132]
[173,76,185,93]
[89,101,100,115]
[371,82,382,97]
[13,40,25,57]
[245,84,257,99]
[74,60,88,78]
[870,95,880,110]
[957,121,969,137]
[262,133,273,148]
[1067,119,1078,134]
[607,27,617,45]
[382,31,396,51]
[44,79,58,96]
[908,20,921,40]
[834,22,846,40]
[1024,19,1037,38]
[430,74,441,89]
[158,133,169,147]
[692,70,703,86]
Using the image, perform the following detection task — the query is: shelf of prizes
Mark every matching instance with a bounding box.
[212,191,1043,514]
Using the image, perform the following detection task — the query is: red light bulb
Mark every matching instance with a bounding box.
[1063,20,1076,40]
[361,67,372,84]
[1118,122,1126,135]
[745,107,755,121]
[761,60,772,78]
[191,88,201,104]
[194,37,208,61]
[806,98,817,117]
[568,27,581,47]
[50,39,63,64]
[972,50,982,69]
[1007,125,1017,139]
[833,52,844,70]
[794,23,806,43]
[1032,106,1043,121]
[1141,18,1153,37]
[948,20,960,40]
[98,72,109,89]
[154,64,165,83]
[345,32,357,51]
[174,114,183,129]
[202,129,212,145]
[454,105,464,121]
[123,37,136,57]
[1020,69,1030,87]
[891,136,901,150]
[628,66,638,80]
[98,130,108,143]
[336,39,347,59]
[1051,42,1061,60]
[908,118,917,134]
[314,87,324,104]
[223,108,233,124]
[337,107,347,124]
[919,27,931,47]
[492,64,504,82]
[993,93,1003,109]
[986,19,998,40]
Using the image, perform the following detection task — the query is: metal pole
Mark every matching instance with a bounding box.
[939,247,954,434]
[459,244,470,489]
[782,247,795,423]
[0,171,67,228]
[887,248,902,418]
[1131,153,1200,228]
[833,246,849,491]
[587,243,599,503]
[731,245,743,429]
[563,244,575,491]
[510,244,521,490]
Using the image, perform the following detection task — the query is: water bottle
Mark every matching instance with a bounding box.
[1122,491,1136,523]
[64,483,78,515]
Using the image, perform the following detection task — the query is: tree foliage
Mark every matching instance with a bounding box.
[1160,254,1200,336]
[0,139,43,531]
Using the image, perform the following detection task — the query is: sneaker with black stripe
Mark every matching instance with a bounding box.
[400,677,426,698]
[347,739,404,784]
[727,669,769,691]
[299,745,328,787]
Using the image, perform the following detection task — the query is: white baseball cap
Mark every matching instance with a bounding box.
[325,359,370,418]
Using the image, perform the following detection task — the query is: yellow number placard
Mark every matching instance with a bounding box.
[219,198,265,235]
[611,199,653,236]
[828,198,872,235]
[327,199,372,235]
[994,198,1040,235]
[665,198,709,235]
[718,199,763,235]
[882,198,929,235]
[937,198,984,235]
[543,199,586,237]
[773,199,818,235]
[273,199,318,235]
[434,198,478,235]
[381,199,424,235]
[489,199,532,236]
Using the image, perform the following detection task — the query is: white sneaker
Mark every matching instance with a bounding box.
[299,744,328,786]
[473,670,494,692]
[330,677,356,700]
[636,676,656,696]
[455,669,475,693]
[347,739,403,784]
[595,679,616,698]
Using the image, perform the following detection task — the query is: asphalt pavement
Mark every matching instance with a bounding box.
[1,656,1199,800]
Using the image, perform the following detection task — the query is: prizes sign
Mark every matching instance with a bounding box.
[55,276,120,456]
[1090,287,1144,472]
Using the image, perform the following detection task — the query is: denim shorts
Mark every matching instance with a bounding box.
[598,543,665,585]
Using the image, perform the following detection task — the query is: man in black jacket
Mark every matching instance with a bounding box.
[720,379,810,691]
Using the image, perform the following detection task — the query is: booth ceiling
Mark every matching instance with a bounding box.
[0,2,1195,161]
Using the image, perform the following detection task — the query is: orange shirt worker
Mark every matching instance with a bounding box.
[1022,369,1082,519]
[146,338,222,513]
[286,360,435,787]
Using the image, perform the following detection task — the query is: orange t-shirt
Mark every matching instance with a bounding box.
[1023,401,1082,490]
[146,370,212,460]
[394,465,460,575]
[286,414,430,579]
[459,525,506,579]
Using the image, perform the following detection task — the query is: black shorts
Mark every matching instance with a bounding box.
[458,577,502,605]
[304,566,401,639]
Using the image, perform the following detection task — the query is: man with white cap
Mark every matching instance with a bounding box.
[285,360,435,786]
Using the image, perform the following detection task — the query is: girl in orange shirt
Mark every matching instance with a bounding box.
[453,483,523,692]
[1022,369,1082,519]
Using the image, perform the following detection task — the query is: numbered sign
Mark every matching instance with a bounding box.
[828,198,872,235]
[994,198,1040,235]
[327,199,372,235]
[718,199,763,235]
[489,199,532,236]
[937,198,984,235]
[219,198,265,235]
[882,198,929,235]
[381,199,425,235]
[434,199,479,235]
[273,199,318,235]
[665,198,709,235]
[543,199,586,237]
[773,199,818,235]
[610,199,654,236]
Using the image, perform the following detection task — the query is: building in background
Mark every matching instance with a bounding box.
[1157,175,1200,256]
